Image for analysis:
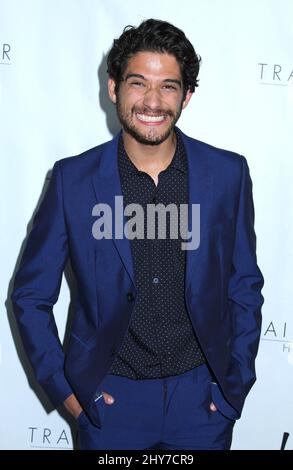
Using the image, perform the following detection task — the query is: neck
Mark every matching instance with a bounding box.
[122,130,177,173]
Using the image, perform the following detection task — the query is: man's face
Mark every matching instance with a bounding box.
[108,52,192,146]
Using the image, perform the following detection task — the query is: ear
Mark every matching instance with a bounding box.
[108,78,117,104]
[182,89,193,110]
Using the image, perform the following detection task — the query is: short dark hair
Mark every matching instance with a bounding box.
[107,18,201,97]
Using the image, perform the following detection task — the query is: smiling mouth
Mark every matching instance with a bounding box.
[136,113,167,123]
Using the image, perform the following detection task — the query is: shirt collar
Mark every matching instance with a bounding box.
[118,130,187,175]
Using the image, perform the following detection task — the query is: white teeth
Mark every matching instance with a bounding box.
[136,113,165,122]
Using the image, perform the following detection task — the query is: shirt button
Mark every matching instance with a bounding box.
[152,277,160,284]
[127,292,134,301]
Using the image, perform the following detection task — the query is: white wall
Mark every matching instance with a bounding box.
[1,0,292,450]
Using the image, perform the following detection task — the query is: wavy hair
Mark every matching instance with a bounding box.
[107,19,201,97]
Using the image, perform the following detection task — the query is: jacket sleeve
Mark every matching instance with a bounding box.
[11,161,73,406]
[228,156,264,398]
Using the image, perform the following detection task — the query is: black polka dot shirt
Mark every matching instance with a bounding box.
[108,131,205,379]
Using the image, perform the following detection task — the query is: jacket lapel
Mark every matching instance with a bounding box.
[179,130,213,293]
[91,132,135,286]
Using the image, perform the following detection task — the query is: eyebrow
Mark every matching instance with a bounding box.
[124,73,182,88]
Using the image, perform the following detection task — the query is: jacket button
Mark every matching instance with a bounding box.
[127,292,134,301]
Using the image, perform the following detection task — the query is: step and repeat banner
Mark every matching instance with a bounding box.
[1,0,292,450]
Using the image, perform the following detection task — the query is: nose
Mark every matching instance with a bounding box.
[142,87,162,110]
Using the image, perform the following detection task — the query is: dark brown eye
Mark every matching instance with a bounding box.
[130,81,145,88]
[162,84,177,91]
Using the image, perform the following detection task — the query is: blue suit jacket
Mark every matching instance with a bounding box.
[12,128,264,426]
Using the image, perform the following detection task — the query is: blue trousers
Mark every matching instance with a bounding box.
[77,364,235,450]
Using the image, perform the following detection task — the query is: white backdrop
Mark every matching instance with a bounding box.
[1,0,292,450]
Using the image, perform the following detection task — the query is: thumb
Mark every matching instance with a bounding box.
[102,391,115,405]
[210,401,217,412]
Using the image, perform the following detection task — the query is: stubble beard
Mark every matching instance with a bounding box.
[116,99,183,146]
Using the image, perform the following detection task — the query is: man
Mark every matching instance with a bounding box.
[12,19,264,450]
